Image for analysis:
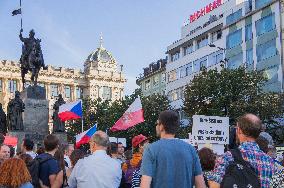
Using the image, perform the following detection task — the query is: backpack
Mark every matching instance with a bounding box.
[221,149,261,188]
[124,160,142,186]
[27,155,54,188]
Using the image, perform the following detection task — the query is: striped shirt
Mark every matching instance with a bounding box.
[131,169,141,188]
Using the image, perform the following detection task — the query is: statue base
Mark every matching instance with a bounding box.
[8,85,49,151]
[52,132,68,145]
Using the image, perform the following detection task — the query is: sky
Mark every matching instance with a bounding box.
[0,0,212,95]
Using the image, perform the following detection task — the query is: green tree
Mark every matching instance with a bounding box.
[183,67,283,142]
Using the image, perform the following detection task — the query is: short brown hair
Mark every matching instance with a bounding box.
[158,110,179,135]
[44,134,59,152]
[198,147,216,171]
[237,114,262,139]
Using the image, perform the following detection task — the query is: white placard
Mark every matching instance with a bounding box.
[192,115,229,144]
[109,137,127,147]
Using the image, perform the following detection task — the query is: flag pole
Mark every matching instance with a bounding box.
[20,0,22,30]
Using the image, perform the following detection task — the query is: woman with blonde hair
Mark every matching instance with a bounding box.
[0,158,33,188]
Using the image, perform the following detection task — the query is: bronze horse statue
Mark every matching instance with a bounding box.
[19,29,46,90]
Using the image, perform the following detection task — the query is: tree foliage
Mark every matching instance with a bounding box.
[183,67,284,142]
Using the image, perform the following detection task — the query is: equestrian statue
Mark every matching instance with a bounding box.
[19,29,47,90]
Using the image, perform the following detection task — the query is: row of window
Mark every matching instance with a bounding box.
[168,87,185,102]
[168,50,223,82]
[170,30,222,62]
[144,73,166,91]
[227,13,275,49]
[0,80,83,99]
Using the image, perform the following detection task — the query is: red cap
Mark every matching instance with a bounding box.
[132,134,148,148]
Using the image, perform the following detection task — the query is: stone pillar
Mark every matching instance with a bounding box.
[71,85,75,101]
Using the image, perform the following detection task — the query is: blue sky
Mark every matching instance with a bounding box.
[0,0,212,95]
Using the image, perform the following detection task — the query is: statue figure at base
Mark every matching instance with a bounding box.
[0,103,7,134]
[52,94,66,132]
[7,91,25,131]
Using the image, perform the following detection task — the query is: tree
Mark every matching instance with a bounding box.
[183,66,284,142]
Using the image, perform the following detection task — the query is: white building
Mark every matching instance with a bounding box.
[166,0,284,125]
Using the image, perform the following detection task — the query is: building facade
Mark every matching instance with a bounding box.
[0,38,126,126]
[136,58,167,96]
[166,0,284,124]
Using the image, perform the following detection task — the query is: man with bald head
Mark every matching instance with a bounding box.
[68,131,122,188]
[208,114,278,188]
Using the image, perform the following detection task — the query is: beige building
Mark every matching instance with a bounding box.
[0,38,126,119]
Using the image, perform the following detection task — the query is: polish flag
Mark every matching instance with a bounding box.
[58,100,83,122]
[110,97,144,131]
[75,124,97,148]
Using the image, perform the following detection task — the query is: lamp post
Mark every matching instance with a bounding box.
[209,44,228,67]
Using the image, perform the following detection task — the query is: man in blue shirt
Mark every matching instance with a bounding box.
[38,134,61,187]
[140,110,205,188]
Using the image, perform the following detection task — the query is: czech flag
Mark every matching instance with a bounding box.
[58,100,83,122]
[75,124,97,148]
[110,96,144,131]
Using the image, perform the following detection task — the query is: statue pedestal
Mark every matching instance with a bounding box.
[8,86,49,150]
[52,132,68,145]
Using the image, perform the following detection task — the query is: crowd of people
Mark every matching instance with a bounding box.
[0,110,283,188]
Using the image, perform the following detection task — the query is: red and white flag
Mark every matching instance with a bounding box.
[110,97,144,131]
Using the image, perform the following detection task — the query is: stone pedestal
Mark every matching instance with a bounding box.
[8,86,49,150]
[53,132,68,145]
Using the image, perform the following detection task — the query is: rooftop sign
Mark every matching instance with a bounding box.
[190,0,223,23]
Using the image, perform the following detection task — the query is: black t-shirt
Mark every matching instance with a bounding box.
[38,153,60,187]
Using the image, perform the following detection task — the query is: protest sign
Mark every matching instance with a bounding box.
[192,115,229,144]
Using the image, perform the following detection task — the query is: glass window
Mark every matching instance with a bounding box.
[212,30,222,43]
[145,80,151,90]
[184,44,193,56]
[76,87,83,99]
[153,75,159,86]
[0,80,2,93]
[186,63,193,76]
[256,14,275,36]
[8,80,17,93]
[161,73,166,83]
[228,53,243,69]
[226,9,242,25]
[255,0,272,9]
[256,39,277,62]
[226,29,242,49]
[179,67,186,78]
[197,36,208,49]
[200,59,207,69]
[208,51,223,67]
[168,70,177,82]
[65,86,71,98]
[193,60,201,73]
[102,86,112,100]
[246,49,254,70]
[171,51,180,62]
[50,84,59,97]
[245,24,253,41]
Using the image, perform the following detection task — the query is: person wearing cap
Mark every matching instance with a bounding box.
[122,134,149,188]
[140,110,205,188]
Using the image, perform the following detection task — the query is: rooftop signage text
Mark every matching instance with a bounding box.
[190,0,222,23]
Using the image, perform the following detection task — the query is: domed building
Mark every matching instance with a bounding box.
[0,36,126,121]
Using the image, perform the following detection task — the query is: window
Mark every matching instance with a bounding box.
[255,0,272,9]
[168,70,177,82]
[171,51,180,62]
[168,87,184,102]
[179,67,187,78]
[246,49,254,70]
[256,39,277,62]
[0,80,2,93]
[212,30,222,43]
[228,53,243,69]
[193,60,201,73]
[226,9,242,25]
[197,36,208,49]
[145,80,151,90]
[153,75,159,86]
[161,73,166,83]
[184,44,193,56]
[76,87,83,99]
[50,84,59,97]
[102,86,112,100]
[65,86,71,98]
[186,63,193,76]
[208,51,223,67]
[245,24,253,41]
[226,29,242,49]
[8,80,17,93]
[256,14,275,36]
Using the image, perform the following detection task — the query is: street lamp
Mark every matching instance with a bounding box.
[209,44,228,65]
